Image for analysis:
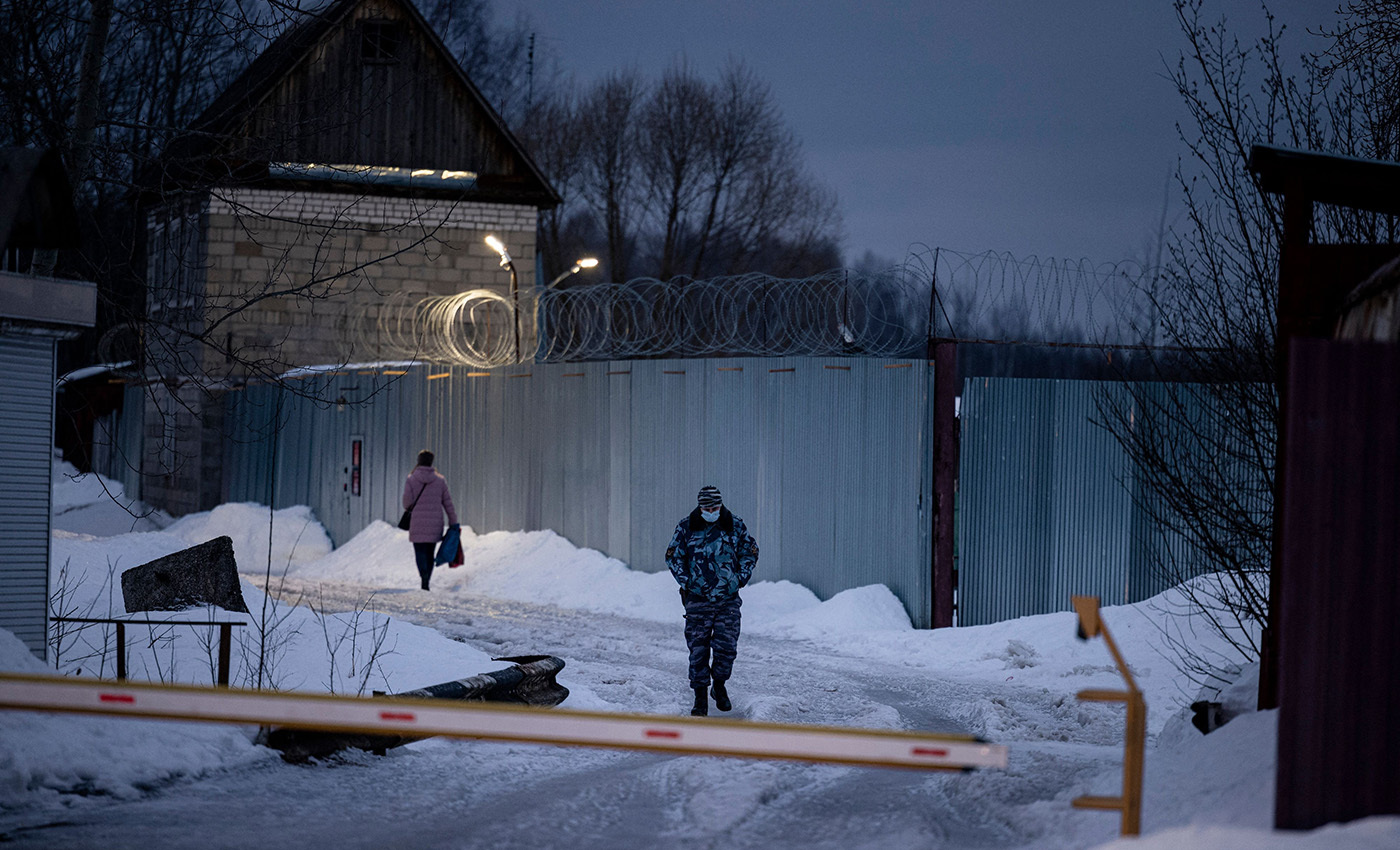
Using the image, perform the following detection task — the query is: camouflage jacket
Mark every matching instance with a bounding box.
[665,507,759,602]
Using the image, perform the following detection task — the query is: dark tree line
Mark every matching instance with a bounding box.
[518,61,842,286]
[0,0,283,370]
[1,0,841,375]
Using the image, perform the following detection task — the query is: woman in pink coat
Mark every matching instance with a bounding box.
[403,450,458,590]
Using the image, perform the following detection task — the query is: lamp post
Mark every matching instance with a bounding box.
[484,234,519,362]
[549,257,599,288]
[539,257,597,362]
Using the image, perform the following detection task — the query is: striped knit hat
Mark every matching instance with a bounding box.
[697,485,723,510]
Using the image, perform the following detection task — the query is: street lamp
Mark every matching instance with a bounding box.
[549,257,599,287]
[484,234,520,362]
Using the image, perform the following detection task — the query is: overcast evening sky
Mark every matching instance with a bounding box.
[496,1,1337,267]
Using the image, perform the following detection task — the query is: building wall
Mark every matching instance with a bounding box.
[221,0,538,182]
[141,187,539,516]
[1276,339,1400,829]
[196,187,536,376]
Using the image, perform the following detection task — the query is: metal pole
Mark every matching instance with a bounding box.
[1070,596,1146,836]
[510,264,520,363]
[218,623,232,687]
[115,622,126,681]
[931,341,959,628]
[1123,693,1146,835]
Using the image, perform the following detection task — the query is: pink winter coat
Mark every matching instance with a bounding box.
[403,465,458,543]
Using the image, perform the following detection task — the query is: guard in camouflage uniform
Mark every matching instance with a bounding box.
[665,485,759,716]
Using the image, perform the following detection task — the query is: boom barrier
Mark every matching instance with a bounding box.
[0,672,1007,771]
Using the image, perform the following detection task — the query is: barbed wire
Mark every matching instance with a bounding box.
[349,247,1161,368]
[915,246,1156,344]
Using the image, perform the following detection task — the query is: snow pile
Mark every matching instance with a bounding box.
[50,456,169,536]
[165,503,333,572]
[47,525,493,695]
[763,584,913,638]
[6,489,1399,847]
[0,628,269,805]
[291,522,681,622]
[287,522,913,638]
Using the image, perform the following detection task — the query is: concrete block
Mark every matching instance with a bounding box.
[120,537,250,613]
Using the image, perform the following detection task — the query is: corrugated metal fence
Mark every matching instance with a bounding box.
[225,358,936,626]
[955,378,1189,625]
[224,363,1223,627]
[90,384,145,501]
[0,334,56,657]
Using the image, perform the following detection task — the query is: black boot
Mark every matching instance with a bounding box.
[690,686,708,717]
[711,679,732,712]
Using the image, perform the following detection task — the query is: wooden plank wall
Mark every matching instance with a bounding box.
[230,1,519,175]
[1276,338,1400,829]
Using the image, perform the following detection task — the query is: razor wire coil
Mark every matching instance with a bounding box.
[349,248,1158,368]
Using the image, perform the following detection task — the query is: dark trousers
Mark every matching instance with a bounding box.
[413,542,435,588]
[682,594,742,688]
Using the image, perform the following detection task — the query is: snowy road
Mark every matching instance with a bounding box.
[0,578,1129,849]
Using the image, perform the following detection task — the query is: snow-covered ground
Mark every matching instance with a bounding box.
[0,462,1396,848]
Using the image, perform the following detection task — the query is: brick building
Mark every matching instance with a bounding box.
[142,0,558,514]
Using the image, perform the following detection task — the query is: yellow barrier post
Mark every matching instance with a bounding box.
[1069,595,1146,836]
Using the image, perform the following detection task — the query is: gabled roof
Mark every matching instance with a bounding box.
[162,0,559,207]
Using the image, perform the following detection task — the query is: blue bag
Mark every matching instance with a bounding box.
[435,525,461,565]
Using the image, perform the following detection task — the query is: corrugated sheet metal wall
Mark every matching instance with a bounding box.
[0,334,56,658]
[956,377,1198,625]
[91,384,145,500]
[226,357,935,625]
[225,367,1231,628]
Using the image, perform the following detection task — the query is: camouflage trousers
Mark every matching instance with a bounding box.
[682,594,742,688]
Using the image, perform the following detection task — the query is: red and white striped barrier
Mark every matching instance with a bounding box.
[0,672,1007,771]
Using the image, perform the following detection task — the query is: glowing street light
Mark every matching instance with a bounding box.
[549,257,599,287]
[484,234,511,266]
[484,234,520,361]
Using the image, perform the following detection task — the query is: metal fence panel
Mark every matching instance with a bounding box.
[955,378,1204,626]
[0,335,55,658]
[227,357,938,625]
[225,365,1236,629]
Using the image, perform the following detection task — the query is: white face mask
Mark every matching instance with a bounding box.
[700,508,720,523]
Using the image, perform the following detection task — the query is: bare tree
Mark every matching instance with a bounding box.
[577,71,644,283]
[423,0,539,126]
[637,63,713,281]
[1097,0,1396,696]
[523,59,842,283]
[518,84,588,284]
[689,61,783,277]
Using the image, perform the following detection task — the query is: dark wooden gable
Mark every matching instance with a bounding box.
[180,0,557,205]
[0,148,79,252]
